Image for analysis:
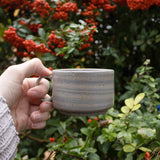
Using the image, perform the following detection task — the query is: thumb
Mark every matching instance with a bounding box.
[0,58,52,106]
[18,58,52,79]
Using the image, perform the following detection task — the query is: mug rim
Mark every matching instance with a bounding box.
[52,68,114,73]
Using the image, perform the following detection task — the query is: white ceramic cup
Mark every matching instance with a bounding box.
[37,68,114,116]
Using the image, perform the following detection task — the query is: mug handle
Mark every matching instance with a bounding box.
[36,75,53,102]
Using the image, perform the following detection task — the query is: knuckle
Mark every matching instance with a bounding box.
[7,65,24,78]
[40,78,50,91]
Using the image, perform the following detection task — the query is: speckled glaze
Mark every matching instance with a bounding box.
[51,68,114,116]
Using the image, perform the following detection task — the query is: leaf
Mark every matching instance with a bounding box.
[69,146,82,154]
[60,121,66,131]
[138,128,155,139]
[118,113,125,118]
[121,106,130,114]
[80,127,94,137]
[65,139,78,149]
[131,104,141,111]
[156,34,160,43]
[67,47,75,54]
[139,147,151,152]
[125,98,134,109]
[14,9,20,17]
[88,153,100,160]
[123,144,135,153]
[97,135,107,144]
[42,53,56,61]
[117,131,126,138]
[156,123,160,141]
[37,148,44,157]
[134,93,145,105]
[38,28,45,39]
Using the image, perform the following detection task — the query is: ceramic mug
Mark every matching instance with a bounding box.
[37,68,114,116]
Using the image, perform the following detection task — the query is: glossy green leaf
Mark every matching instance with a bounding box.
[38,28,45,39]
[131,104,141,111]
[80,127,94,137]
[139,147,151,152]
[156,123,160,141]
[134,93,145,105]
[125,98,134,109]
[88,153,100,160]
[118,113,125,118]
[121,106,130,114]
[138,128,155,139]
[123,144,135,153]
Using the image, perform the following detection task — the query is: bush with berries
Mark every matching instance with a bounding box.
[1,0,160,159]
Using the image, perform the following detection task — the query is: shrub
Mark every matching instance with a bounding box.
[1,0,160,159]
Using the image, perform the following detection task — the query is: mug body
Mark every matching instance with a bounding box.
[52,68,114,116]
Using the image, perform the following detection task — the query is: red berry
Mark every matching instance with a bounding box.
[94,117,98,121]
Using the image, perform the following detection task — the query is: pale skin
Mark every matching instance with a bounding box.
[0,58,53,132]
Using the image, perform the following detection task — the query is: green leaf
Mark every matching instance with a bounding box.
[38,28,45,39]
[60,121,66,131]
[125,153,133,160]
[118,113,125,118]
[138,128,155,139]
[37,148,44,157]
[80,127,94,137]
[42,53,56,61]
[131,104,141,111]
[69,146,82,154]
[156,34,160,43]
[121,106,130,114]
[123,144,135,153]
[139,147,151,152]
[125,98,134,109]
[26,35,36,40]
[134,93,145,105]
[117,131,126,138]
[88,153,100,160]
[15,154,22,160]
[149,29,158,37]
[67,47,75,54]
[65,139,78,149]
[97,135,107,144]
[156,123,160,141]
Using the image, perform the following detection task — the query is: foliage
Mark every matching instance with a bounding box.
[1,0,160,159]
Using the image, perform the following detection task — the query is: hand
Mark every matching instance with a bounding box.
[0,58,53,132]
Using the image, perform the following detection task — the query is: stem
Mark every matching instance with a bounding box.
[27,135,50,143]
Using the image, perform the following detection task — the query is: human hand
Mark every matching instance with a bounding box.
[0,58,53,132]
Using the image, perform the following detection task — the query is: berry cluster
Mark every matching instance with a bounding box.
[31,0,53,18]
[127,0,155,10]
[48,31,66,49]
[78,26,96,51]
[88,117,98,123]
[81,0,117,25]
[53,2,78,21]
[14,51,33,58]
[103,4,117,12]
[23,40,51,55]
[49,137,55,143]
[19,20,42,33]
[0,0,31,11]
[4,27,25,49]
